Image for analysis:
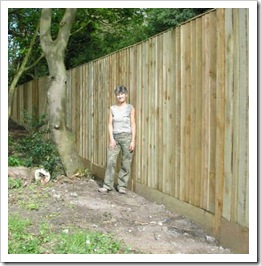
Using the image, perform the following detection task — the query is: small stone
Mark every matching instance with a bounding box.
[205,235,217,245]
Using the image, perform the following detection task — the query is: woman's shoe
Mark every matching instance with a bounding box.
[118,188,126,194]
[98,187,108,193]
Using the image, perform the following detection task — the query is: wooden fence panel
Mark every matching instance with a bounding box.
[11,9,249,233]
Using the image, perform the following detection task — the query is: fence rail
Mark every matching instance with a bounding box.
[11,8,249,251]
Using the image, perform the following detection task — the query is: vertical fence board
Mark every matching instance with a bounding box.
[88,63,94,164]
[162,32,170,194]
[79,66,83,156]
[208,12,217,213]
[231,9,240,223]
[82,65,87,159]
[237,8,249,227]
[129,47,136,189]
[147,38,154,189]
[142,42,149,186]
[156,34,164,193]
[168,29,176,197]
[135,44,143,184]
[175,26,181,199]
[201,14,210,210]
[180,24,186,202]
[194,17,203,207]
[190,20,196,205]
[223,8,234,221]
[184,22,191,203]
[214,8,225,237]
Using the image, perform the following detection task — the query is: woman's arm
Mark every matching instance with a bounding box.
[108,109,116,149]
[130,107,136,152]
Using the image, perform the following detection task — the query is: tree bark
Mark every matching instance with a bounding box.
[40,8,84,176]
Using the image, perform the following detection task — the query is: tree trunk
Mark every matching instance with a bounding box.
[40,8,84,176]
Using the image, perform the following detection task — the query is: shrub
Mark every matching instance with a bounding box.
[15,108,65,177]
[8,156,23,167]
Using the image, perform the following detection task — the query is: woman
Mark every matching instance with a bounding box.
[98,85,136,194]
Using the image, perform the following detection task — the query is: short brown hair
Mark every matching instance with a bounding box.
[114,86,128,95]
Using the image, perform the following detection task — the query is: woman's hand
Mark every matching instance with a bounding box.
[109,139,116,149]
[129,141,135,152]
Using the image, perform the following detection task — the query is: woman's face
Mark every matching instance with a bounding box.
[116,93,127,103]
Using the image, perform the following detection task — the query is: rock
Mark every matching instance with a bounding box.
[62,229,69,234]
[205,235,218,245]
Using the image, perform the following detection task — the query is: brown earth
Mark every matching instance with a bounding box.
[8,176,232,255]
[8,120,232,256]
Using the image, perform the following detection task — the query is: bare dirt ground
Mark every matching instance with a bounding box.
[8,175,232,255]
[8,121,232,255]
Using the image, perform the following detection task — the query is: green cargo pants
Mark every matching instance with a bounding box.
[103,132,134,191]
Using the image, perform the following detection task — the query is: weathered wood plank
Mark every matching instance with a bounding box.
[156,34,164,193]
[168,29,176,197]
[208,11,217,213]
[201,14,210,210]
[190,20,196,205]
[180,23,186,202]
[223,8,234,221]
[194,17,203,207]
[175,26,181,199]
[237,8,249,227]
[213,8,225,237]
[231,8,240,223]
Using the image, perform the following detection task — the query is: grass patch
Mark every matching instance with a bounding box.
[8,215,41,254]
[8,177,22,189]
[8,214,131,254]
[55,230,125,254]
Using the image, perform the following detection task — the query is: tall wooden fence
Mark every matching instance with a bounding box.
[11,8,249,253]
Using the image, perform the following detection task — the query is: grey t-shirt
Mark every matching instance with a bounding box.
[111,104,133,134]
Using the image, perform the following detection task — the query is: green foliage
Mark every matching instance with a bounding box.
[12,109,64,177]
[8,156,24,167]
[23,107,48,132]
[18,133,64,176]
[9,8,210,85]
[8,134,14,146]
[8,8,44,85]
[8,214,130,254]
[145,8,211,36]
[66,8,147,68]
[25,202,40,211]
[8,177,22,189]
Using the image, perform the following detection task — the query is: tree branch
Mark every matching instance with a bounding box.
[24,53,45,72]
[40,8,53,46]
[70,22,89,37]
[57,8,77,49]
[8,21,41,118]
